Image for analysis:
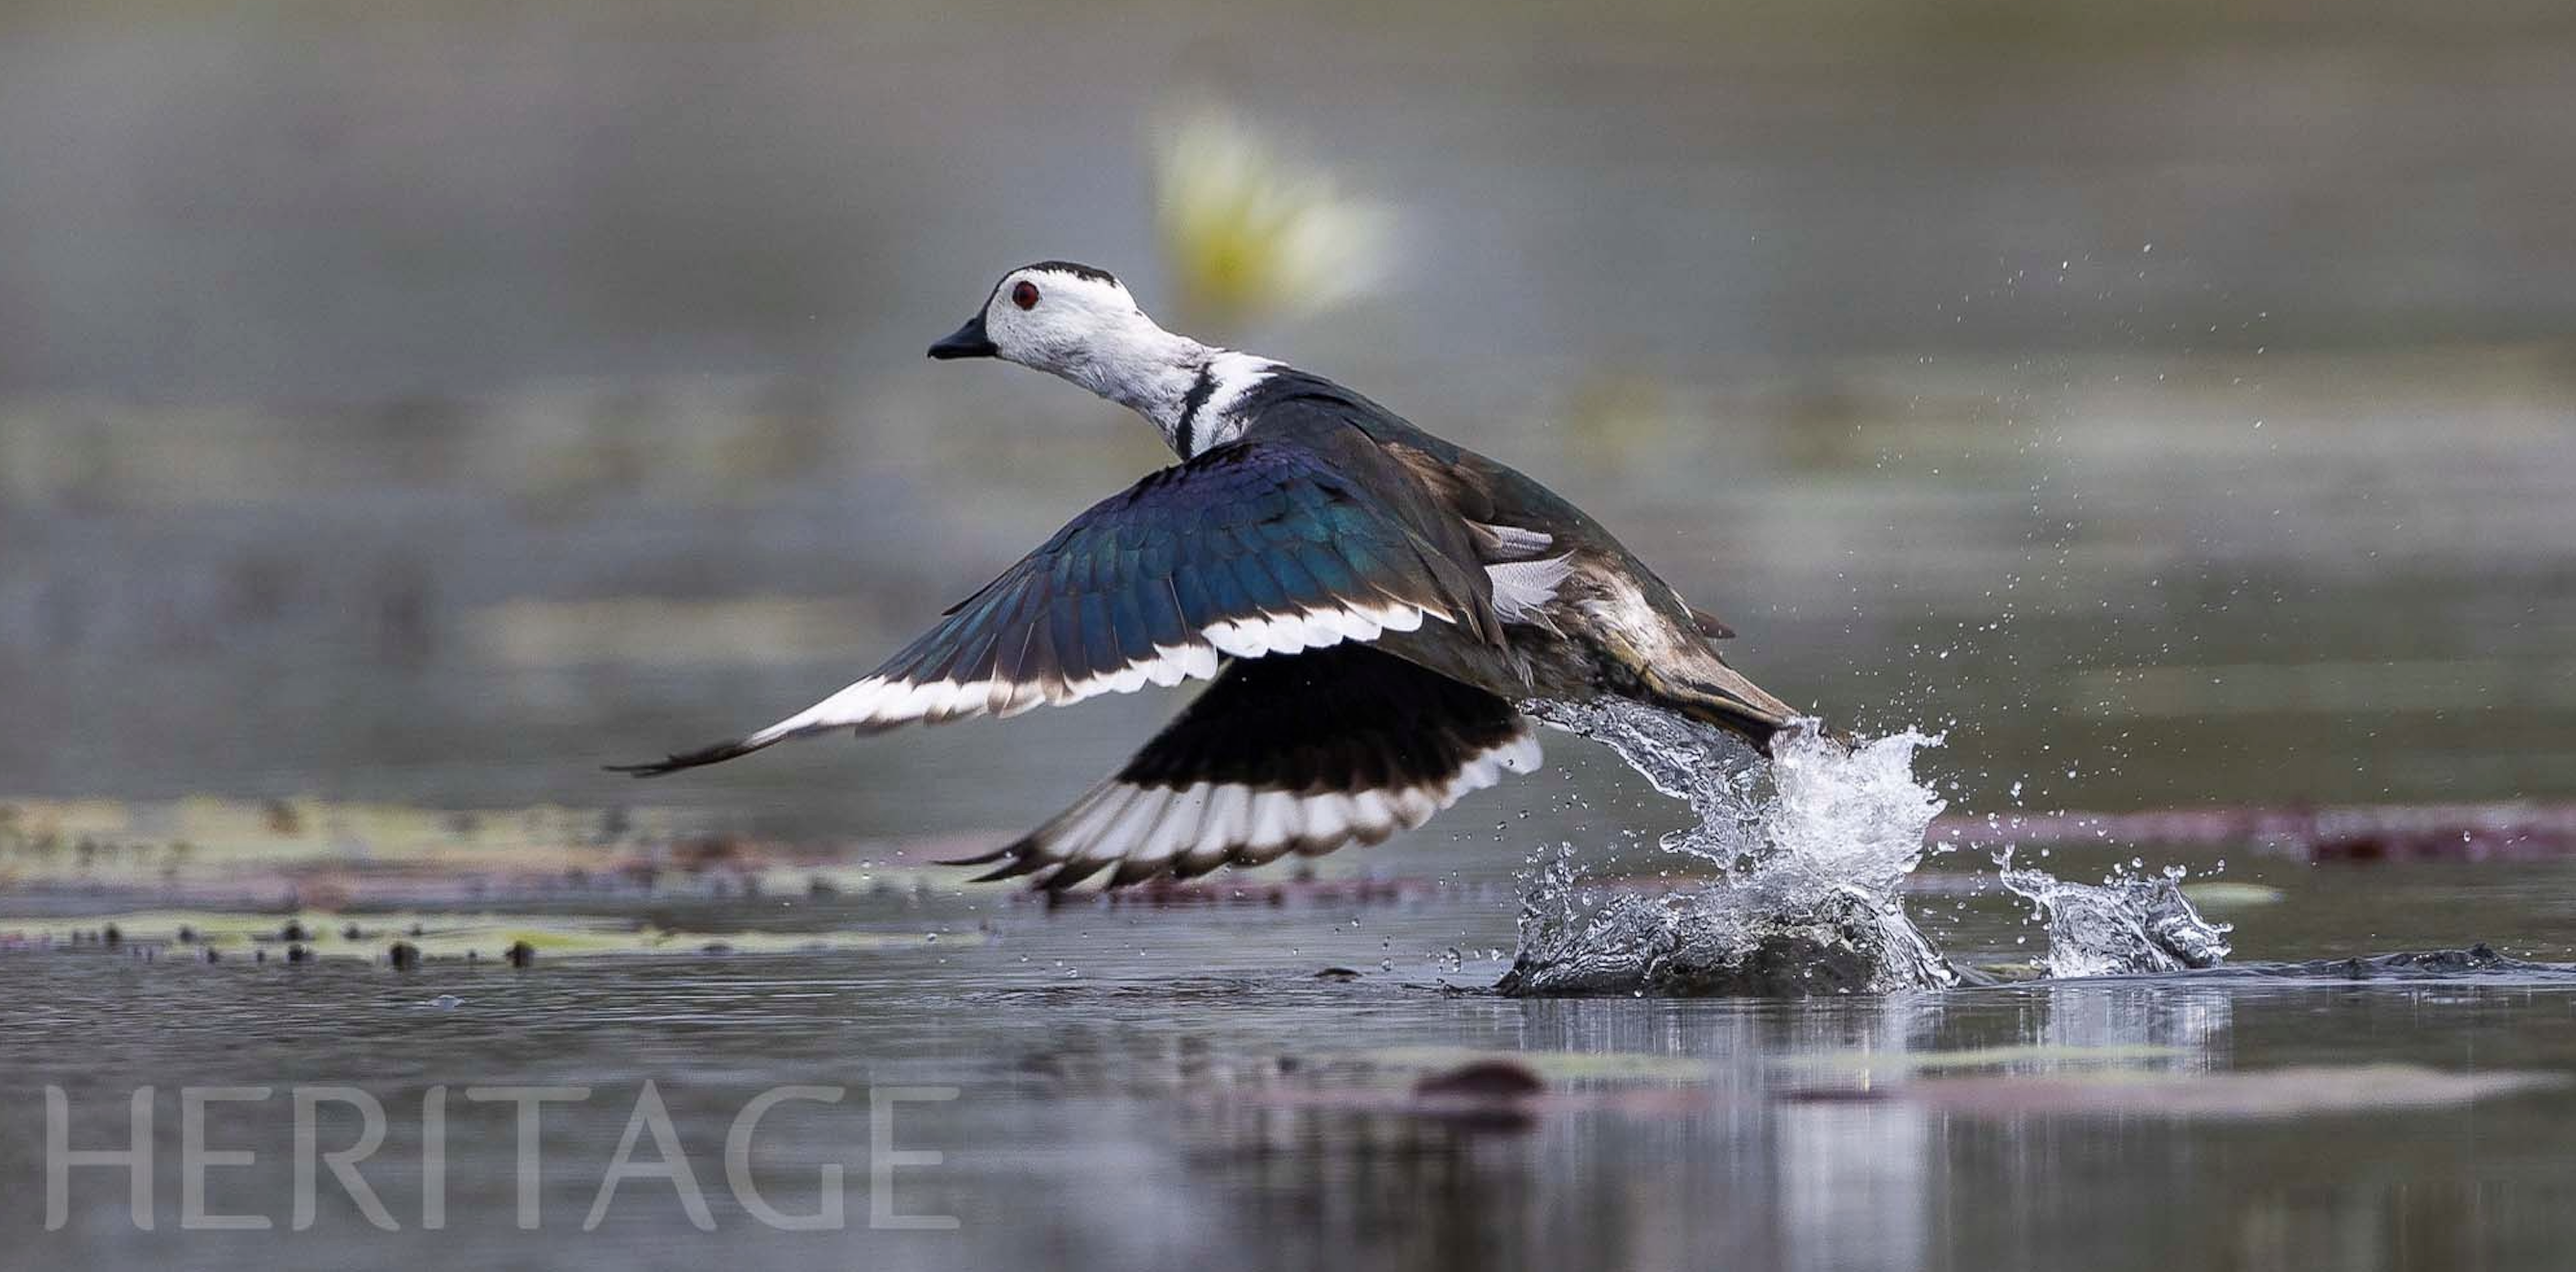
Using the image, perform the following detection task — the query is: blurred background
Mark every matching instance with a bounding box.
[4,0,2572,855]
[10,7,2576,1268]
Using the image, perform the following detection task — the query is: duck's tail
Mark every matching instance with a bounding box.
[1636,650,1821,757]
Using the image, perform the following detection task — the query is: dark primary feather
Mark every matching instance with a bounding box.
[603,739,765,777]
[1116,644,1523,793]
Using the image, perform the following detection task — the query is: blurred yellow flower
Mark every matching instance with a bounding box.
[1154,109,1392,334]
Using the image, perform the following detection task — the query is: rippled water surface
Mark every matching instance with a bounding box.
[12,760,2576,1269]
[11,893,2576,1270]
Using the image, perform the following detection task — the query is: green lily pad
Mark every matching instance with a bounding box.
[1781,1042,2192,1074]
[2180,882,2288,907]
[0,909,979,963]
[1833,1064,2569,1119]
[0,795,967,902]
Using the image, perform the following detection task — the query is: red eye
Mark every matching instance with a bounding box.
[1010,281,1040,310]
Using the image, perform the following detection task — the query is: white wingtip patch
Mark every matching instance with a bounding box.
[1202,599,1436,659]
[1008,721,1543,886]
[741,599,1438,750]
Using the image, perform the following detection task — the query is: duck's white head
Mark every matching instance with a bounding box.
[928,260,1156,369]
[930,261,1275,457]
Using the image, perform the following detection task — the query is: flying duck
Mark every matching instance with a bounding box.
[614,261,1809,889]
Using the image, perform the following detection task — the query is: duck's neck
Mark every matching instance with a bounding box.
[1049,328,1279,459]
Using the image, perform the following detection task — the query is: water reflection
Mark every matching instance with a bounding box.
[2035,983,2229,1074]
[5,943,2571,1268]
[1009,983,2252,1271]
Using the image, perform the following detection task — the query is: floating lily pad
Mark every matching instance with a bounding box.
[1786,1064,2568,1119]
[0,909,978,963]
[2179,882,2288,907]
[0,795,964,903]
[1781,1042,2192,1075]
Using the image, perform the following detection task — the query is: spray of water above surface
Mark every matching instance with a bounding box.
[1498,698,2229,996]
[1998,858,2232,977]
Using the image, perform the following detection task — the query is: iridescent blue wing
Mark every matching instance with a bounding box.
[614,440,1500,775]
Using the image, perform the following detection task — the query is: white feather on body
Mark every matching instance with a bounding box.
[1485,553,1574,625]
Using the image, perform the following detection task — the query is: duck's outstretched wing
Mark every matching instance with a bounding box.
[612,440,1502,776]
[946,644,1540,890]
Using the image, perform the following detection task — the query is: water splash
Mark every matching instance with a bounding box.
[1515,697,1769,869]
[1499,698,2230,996]
[1498,865,1960,996]
[1516,698,1942,886]
[1999,859,2232,977]
[1502,701,1956,994]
